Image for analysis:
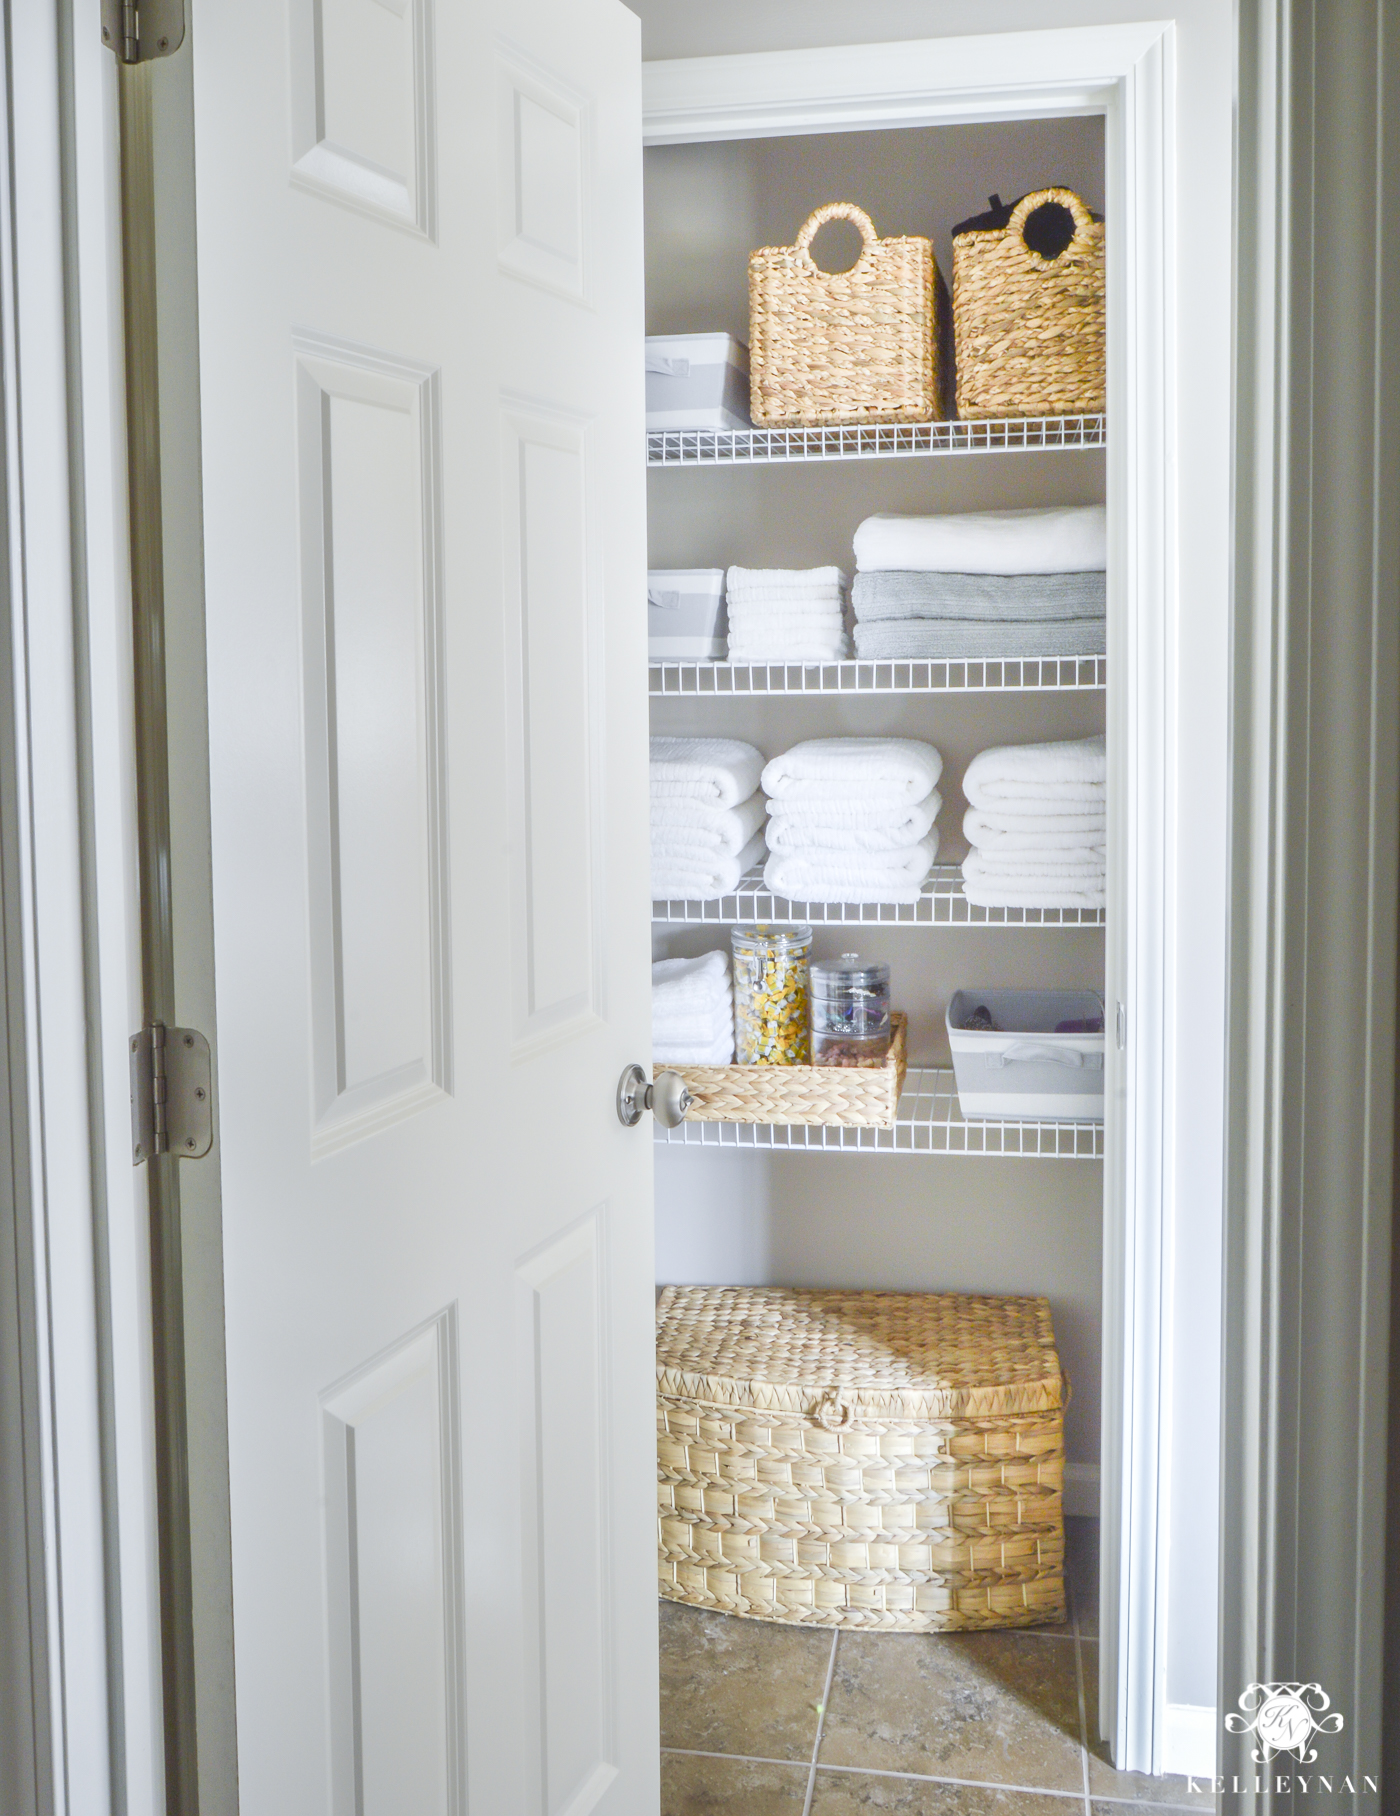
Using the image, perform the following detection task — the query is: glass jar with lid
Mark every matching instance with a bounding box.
[731,925,812,1064]
[809,954,892,1066]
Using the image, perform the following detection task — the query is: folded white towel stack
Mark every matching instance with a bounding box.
[653,950,735,1065]
[759,738,943,904]
[849,505,1107,662]
[960,734,1106,908]
[651,736,766,900]
[724,565,850,663]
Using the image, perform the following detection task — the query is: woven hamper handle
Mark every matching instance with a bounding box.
[793,202,879,270]
[1008,187,1097,265]
[812,1385,852,1430]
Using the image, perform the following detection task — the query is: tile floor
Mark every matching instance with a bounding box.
[659,1519,1213,1816]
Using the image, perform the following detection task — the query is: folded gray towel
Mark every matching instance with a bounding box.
[851,570,1106,623]
[853,617,1106,660]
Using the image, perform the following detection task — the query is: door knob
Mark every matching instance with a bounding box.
[616,1063,691,1129]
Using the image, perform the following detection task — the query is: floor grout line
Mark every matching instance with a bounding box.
[660,1750,1205,1813]
[800,1628,840,1816]
[1070,1543,1094,1816]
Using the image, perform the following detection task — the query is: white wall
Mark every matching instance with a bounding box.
[635,0,1232,1732]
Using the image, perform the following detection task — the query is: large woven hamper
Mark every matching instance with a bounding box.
[749,204,945,428]
[657,1286,1066,1632]
[952,188,1105,420]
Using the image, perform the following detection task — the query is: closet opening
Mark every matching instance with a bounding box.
[639,80,1193,1807]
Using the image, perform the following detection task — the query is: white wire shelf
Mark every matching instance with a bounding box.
[649,655,1105,696]
[647,415,1106,467]
[655,1067,1103,1157]
[652,863,1105,928]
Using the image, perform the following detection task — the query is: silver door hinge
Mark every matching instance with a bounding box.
[130,1023,213,1164]
[101,0,184,63]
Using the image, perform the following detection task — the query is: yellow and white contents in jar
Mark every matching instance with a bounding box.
[734,943,810,1065]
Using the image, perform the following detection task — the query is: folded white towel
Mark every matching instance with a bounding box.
[654,995,734,1047]
[767,790,941,853]
[762,737,943,805]
[652,830,766,901]
[728,636,851,662]
[963,804,1107,839]
[654,1029,735,1067]
[651,792,766,858]
[962,735,1105,809]
[764,833,938,904]
[853,506,1106,575]
[652,950,731,1015]
[961,874,1106,910]
[964,849,1105,880]
[726,603,845,624]
[650,736,764,808]
[963,807,1104,853]
[727,564,847,594]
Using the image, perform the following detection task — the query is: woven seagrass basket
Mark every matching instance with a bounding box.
[674,1013,906,1127]
[749,205,944,428]
[952,188,1105,420]
[657,1286,1066,1631]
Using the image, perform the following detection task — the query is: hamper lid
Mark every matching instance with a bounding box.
[655,1285,1062,1422]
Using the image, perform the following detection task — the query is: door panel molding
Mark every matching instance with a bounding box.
[294,330,452,1157]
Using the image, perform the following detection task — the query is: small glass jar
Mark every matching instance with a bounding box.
[810,954,892,1066]
[732,925,812,1065]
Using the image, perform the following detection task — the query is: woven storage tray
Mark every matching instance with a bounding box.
[952,188,1105,420]
[749,205,944,428]
[674,1013,906,1127]
[657,1286,1066,1631]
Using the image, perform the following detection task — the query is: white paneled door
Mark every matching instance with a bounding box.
[189,0,655,1811]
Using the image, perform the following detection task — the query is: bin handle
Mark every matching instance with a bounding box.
[987,1041,1100,1070]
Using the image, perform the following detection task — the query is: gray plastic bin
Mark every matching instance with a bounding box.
[947,988,1105,1122]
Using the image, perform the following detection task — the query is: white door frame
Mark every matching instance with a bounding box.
[642,21,1177,1772]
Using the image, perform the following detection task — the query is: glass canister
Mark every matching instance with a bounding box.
[731,925,812,1065]
[810,954,892,1066]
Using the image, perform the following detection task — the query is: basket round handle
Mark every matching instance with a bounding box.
[1008,187,1096,263]
[813,1385,852,1430]
[795,202,878,266]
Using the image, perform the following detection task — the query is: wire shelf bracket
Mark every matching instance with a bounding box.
[652,864,1105,928]
[654,1067,1104,1157]
[647,415,1106,467]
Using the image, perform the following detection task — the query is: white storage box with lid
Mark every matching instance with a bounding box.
[648,569,727,660]
[646,332,751,430]
[947,987,1105,1122]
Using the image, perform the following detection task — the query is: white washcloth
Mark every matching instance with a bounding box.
[764,833,938,905]
[726,603,845,624]
[728,635,851,662]
[853,506,1106,575]
[652,830,766,901]
[655,1030,735,1067]
[767,790,941,853]
[963,807,1104,853]
[964,849,1105,880]
[651,792,766,859]
[650,736,764,808]
[727,564,846,595]
[961,735,1105,809]
[762,737,943,805]
[961,874,1106,910]
[653,962,735,1048]
[652,949,732,1018]
[963,804,1107,839]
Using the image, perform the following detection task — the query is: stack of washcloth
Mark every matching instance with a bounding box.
[651,736,766,900]
[960,734,1106,908]
[652,950,735,1065]
[724,565,850,662]
[849,505,1106,661]
[761,738,943,904]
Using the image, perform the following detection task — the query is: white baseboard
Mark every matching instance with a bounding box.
[1063,1461,1100,1517]
[1163,1703,1217,1779]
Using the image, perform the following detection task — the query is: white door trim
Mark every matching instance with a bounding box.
[642,23,1177,1773]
